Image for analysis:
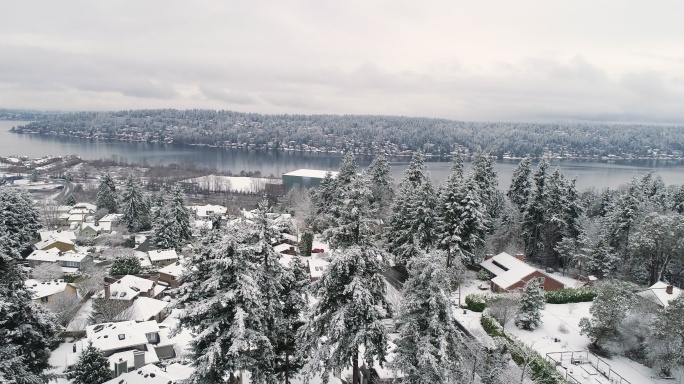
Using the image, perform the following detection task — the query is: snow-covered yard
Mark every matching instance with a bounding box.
[455,278,669,384]
[187,175,275,193]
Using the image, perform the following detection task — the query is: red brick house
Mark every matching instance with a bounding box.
[480,252,565,293]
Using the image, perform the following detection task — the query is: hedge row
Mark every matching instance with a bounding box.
[480,313,567,384]
[544,287,597,304]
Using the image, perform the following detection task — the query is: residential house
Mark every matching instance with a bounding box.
[25,279,77,304]
[148,249,178,267]
[479,252,566,293]
[66,320,179,376]
[34,233,76,252]
[307,257,330,282]
[636,281,682,308]
[189,204,228,221]
[102,275,167,302]
[102,362,193,384]
[26,248,89,273]
[157,261,185,289]
[99,213,123,224]
[80,220,112,237]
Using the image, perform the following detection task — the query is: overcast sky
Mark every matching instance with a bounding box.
[2,1,684,123]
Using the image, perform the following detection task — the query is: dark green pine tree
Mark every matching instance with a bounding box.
[507,156,532,213]
[96,173,118,213]
[72,342,112,384]
[470,150,499,224]
[120,174,151,232]
[169,183,192,242]
[522,158,550,264]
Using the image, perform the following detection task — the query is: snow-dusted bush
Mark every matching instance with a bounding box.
[465,293,488,312]
[545,287,597,304]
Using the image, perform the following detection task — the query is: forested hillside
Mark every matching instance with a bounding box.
[10,109,684,160]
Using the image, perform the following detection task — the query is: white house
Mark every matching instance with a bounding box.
[25,279,77,304]
[102,275,166,301]
[637,281,683,308]
[26,249,89,272]
[148,249,179,266]
[80,221,112,237]
[102,362,193,384]
[189,204,228,221]
[66,320,178,376]
[307,257,330,281]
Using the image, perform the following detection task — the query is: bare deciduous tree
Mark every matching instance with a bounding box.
[487,293,521,333]
[46,293,82,327]
[31,262,64,281]
[74,261,108,297]
[90,298,135,324]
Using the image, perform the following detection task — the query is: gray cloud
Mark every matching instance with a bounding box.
[1,1,684,123]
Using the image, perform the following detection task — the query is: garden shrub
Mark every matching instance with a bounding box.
[545,287,597,304]
[466,293,488,312]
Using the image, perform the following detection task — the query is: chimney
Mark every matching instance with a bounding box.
[515,253,525,261]
[484,253,494,261]
[667,285,674,294]
[133,350,146,369]
[104,283,110,299]
[114,358,128,377]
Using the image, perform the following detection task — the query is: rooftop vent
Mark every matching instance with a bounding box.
[118,334,125,340]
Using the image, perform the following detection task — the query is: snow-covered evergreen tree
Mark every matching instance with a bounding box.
[312,171,337,231]
[299,245,392,384]
[0,187,59,382]
[176,223,273,383]
[96,173,118,213]
[471,150,499,223]
[169,183,192,242]
[386,151,436,266]
[120,174,151,232]
[153,201,181,250]
[392,250,466,382]
[65,193,76,206]
[522,158,550,264]
[110,254,142,275]
[586,236,620,278]
[300,170,391,384]
[437,172,487,267]
[507,156,532,213]
[515,278,545,330]
[366,154,394,220]
[72,342,112,384]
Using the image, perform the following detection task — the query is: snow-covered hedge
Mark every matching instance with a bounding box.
[545,287,597,304]
[465,293,489,312]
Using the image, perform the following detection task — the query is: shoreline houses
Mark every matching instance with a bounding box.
[479,252,565,292]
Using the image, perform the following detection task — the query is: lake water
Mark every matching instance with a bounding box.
[1,120,683,191]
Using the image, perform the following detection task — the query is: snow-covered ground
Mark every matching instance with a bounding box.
[187,175,276,193]
[455,278,668,384]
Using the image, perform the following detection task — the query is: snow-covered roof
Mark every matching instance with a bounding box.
[124,297,169,322]
[283,169,339,178]
[99,213,123,222]
[106,348,159,372]
[26,249,88,263]
[25,279,72,300]
[308,257,330,279]
[148,249,178,263]
[67,213,87,222]
[190,204,228,218]
[81,221,112,233]
[39,230,76,243]
[274,243,296,254]
[85,320,159,353]
[480,252,537,290]
[108,275,156,300]
[282,233,298,243]
[158,261,185,277]
[193,219,212,230]
[135,251,152,267]
[102,362,193,384]
[69,203,96,213]
[637,281,683,307]
[34,235,75,250]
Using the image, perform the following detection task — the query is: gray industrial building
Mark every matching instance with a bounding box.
[282,169,338,191]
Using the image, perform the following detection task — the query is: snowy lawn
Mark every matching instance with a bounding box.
[455,275,668,384]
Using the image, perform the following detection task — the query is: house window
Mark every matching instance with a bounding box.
[538,277,545,284]
[146,332,159,343]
